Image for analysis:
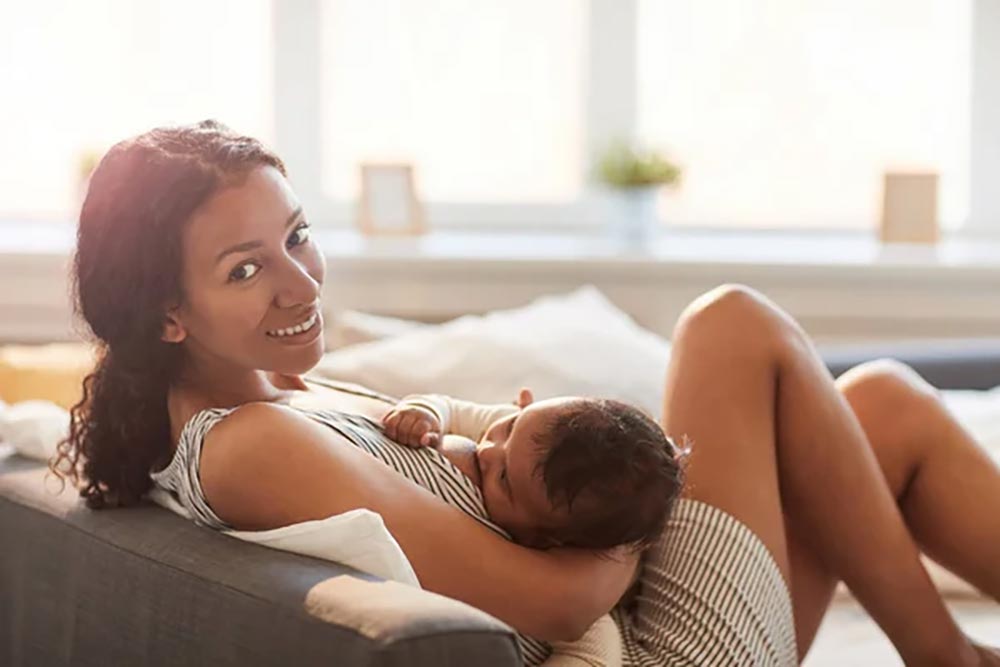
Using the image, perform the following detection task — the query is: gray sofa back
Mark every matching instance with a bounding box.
[0,454,521,667]
[821,338,1000,390]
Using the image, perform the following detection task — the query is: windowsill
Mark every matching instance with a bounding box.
[2,220,1000,344]
[315,227,1000,274]
[4,220,999,275]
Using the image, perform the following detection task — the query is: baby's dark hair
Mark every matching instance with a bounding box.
[535,399,686,552]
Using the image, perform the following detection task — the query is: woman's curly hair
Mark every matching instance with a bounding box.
[47,120,285,509]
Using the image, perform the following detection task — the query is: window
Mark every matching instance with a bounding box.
[3,0,993,234]
[0,0,273,221]
[318,0,586,204]
[637,0,971,230]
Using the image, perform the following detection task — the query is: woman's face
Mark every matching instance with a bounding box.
[165,165,326,375]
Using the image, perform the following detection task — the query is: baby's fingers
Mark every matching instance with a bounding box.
[382,407,440,447]
[408,417,439,448]
[395,412,422,446]
[381,410,401,441]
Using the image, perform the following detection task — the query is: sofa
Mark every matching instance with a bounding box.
[3,330,1000,666]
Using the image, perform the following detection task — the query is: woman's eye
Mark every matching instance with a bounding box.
[287,223,311,249]
[229,261,260,282]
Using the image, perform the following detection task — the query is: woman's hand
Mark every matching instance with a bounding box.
[381,405,442,448]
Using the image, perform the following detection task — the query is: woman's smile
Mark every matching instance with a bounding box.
[265,311,323,345]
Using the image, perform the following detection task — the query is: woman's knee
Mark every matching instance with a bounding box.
[836,359,941,469]
[673,284,805,351]
[837,359,939,409]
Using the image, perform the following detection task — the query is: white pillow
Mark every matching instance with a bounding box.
[147,488,420,587]
[313,286,672,419]
[323,309,428,350]
[0,399,68,462]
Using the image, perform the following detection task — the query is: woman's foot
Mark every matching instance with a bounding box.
[924,639,1000,667]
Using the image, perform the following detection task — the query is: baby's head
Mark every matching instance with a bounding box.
[476,396,685,552]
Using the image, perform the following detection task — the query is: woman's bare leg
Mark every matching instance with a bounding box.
[837,360,1000,600]
[661,285,984,666]
[790,359,1000,658]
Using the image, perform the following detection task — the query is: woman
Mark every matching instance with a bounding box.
[50,121,999,666]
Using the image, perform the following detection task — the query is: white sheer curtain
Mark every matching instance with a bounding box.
[319,0,586,203]
[638,0,970,230]
[0,0,273,220]
[1,0,973,230]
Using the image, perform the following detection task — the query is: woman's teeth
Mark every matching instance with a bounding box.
[267,312,319,338]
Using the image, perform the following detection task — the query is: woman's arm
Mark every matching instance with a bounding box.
[198,402,638,641]
[542,613,622,667]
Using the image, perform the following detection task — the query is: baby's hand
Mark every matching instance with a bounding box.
[381,405,442,448]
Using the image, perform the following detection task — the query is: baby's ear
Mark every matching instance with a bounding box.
[516,387,534,408]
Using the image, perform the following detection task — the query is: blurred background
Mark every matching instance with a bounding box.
[0,0,981,228]
[0,0,998,343]
[2,5,999,661]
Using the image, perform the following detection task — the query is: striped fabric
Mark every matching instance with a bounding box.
[150,404,552,666]
[152,398,798,667]
[613,500,798,666]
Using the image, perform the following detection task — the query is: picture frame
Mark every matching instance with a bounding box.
[879,171,939,244]
[356,163,426,236]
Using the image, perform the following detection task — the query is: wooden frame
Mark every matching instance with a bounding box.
[879,171,939,244]
[356,163,426,236]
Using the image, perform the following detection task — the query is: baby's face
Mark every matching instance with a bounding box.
[474,398,578,547]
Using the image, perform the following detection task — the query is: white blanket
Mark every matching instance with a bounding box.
[145,486,420,586]
[942,386,1000,462]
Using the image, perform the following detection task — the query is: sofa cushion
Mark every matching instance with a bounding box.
[0,343,94,410]
[0,452,520,667]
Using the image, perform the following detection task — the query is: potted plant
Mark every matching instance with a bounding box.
[596,142,681,244]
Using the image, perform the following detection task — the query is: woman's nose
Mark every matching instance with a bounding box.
[274,257,321,309]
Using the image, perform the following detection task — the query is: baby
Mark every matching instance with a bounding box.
[381,388,685,667]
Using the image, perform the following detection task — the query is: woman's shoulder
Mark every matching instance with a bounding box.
[195,401,305,477]
[199,400,331,474]
[195,401,374,531]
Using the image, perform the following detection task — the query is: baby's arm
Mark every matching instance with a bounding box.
[542,613,622,667]
[395,394,518,442]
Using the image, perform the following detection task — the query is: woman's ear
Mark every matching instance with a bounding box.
[161,308,187,343]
